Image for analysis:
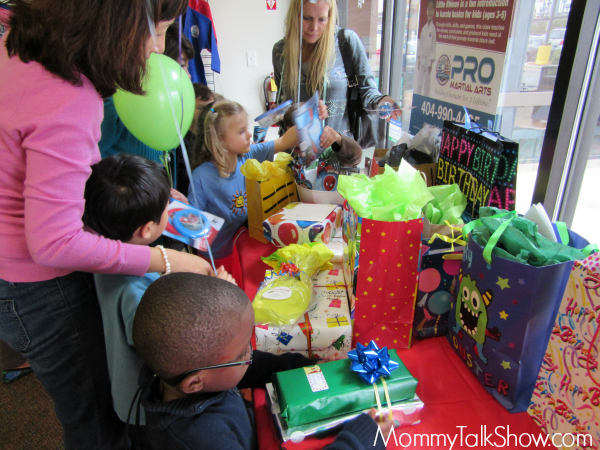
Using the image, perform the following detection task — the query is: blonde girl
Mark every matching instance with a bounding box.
[272,0,400,147]
[188,101,300,281]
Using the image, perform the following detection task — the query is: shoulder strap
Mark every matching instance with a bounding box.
[338,29,358,100]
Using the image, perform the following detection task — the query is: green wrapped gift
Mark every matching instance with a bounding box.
[271,349,418,427]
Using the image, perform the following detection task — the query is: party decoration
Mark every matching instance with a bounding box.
[114,53,194,151]
[348,341,399,385]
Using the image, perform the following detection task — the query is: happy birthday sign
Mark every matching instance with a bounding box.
[436,121,518,220]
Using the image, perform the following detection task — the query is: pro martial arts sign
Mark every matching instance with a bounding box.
[409,0,515,135]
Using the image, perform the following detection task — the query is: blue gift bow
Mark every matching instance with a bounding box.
[347,341,399,384]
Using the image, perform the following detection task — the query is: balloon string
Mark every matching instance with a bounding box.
[203,236,218,275]
[145,2,198,203]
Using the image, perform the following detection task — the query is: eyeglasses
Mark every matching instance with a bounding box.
[163,343,253,387]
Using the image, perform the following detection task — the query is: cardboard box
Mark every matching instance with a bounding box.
[371,148,438,187]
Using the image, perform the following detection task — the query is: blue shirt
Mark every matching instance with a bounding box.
[184,6,221,85]
[188,142,274,259]
[98,97,164,163]
[94,272,161,424]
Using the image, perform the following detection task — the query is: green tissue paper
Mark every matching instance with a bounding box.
[470,207,588,266]
[423,184,467,225]
[337,164,433,221]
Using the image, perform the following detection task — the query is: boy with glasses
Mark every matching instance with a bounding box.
[132,273,392,450]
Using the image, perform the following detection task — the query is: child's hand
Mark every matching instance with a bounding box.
[276,125,299,153]
[318,100,328,120]
[367,408,396,437]
[170,189,189,204]
[317,354,346,364]
[215,265,237,286]
[319,126,342,149]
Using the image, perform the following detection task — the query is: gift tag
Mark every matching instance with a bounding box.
[303,366,329,392]
[262,287,292,300]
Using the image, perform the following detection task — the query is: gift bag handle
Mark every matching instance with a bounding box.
[554,222,598,255]
[462,210,518,265]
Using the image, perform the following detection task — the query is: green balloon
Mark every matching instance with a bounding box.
[113,53,194,151]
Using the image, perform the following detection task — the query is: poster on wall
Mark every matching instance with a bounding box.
[409,0,515,135]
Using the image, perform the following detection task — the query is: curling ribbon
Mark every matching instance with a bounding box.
[428,220,467,252]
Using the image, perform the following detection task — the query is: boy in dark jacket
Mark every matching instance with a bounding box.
[132,273,391,449]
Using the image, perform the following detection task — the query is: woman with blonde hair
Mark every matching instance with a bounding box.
[272,0,399,148]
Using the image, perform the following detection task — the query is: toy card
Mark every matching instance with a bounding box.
[293,92,324,167]
[163,199,224,252]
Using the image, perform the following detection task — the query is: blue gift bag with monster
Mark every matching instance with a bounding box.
[446,207,592,413]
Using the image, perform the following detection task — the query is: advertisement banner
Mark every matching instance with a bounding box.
[409,0,515,134]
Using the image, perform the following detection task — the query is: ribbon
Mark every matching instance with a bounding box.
[555,222,598,256]
[427,220,466,253]
[278,262,301,277]
[348,341,399,421]
[299,313,313,358]
[461,210,518,265]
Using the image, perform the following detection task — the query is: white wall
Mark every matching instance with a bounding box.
[209,0,291,122]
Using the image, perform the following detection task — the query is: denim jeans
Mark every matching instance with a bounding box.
[0,272,125,449]
[0,337,25,370]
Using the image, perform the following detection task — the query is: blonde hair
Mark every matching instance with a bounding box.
[283,0,338,102]
[192,101,247,178]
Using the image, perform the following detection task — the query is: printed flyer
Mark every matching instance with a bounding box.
[410,0,515,134]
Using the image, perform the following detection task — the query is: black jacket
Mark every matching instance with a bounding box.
[139,351,385,450]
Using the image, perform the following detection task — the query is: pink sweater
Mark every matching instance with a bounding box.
[0,10,150,282]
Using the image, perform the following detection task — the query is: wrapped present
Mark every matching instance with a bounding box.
[263,203,342,248]
[255,269,352,359]
[271,347,418,427]
[527,258,600,448]
[265,382,423,444]
[254,244,334,327]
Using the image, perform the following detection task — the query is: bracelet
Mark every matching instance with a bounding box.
[156,245,171,276]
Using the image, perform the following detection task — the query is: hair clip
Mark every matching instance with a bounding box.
[210,108,215,112]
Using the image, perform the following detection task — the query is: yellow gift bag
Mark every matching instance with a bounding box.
[246,172,298,243]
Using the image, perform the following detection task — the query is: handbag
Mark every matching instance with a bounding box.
[246,171,298,243]
[338,29,378,149]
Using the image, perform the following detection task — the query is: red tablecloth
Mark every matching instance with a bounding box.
[240,237,544,450]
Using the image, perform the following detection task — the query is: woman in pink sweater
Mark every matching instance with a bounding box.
[0,1,210,448]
